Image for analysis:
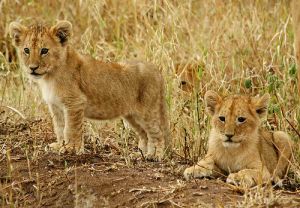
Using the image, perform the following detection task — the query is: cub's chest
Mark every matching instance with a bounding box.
[38,80,60,104]
[215,153,246,173]
[214,148,260,173]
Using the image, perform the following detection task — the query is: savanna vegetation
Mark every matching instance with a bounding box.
[0,0,299,207]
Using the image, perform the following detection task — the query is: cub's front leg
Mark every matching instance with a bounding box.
[184,154,221,180]
[60,104,85,154]
[226,167,271,188]
[48,104,65,152]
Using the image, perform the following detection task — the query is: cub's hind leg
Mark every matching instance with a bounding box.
[142,86,170,161]
[272,131,294,178]
[124,115,148,155]
[137,111,166,161]
[159,85,171,156]
[145,120,165,161]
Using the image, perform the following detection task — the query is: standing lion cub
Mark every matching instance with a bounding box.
[184,91,293,187]
[9,20,170,160]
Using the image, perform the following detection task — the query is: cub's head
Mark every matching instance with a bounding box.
[9,21,72,79]
[205,90,270,148]
[175,63,202,92]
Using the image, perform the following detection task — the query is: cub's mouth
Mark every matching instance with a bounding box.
[30,71,46,77]
[222,138,241,147]
[224,140,240,143]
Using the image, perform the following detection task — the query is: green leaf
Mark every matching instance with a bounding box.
[289,63,297,77]
[196,65,203,80]
[244,79,252,89]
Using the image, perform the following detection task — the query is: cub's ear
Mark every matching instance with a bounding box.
[252,93,270,118]
[9,22,27,46]
[51,20,72,46]
[204,90,222,116]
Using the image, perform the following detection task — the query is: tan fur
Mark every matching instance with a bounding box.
[292,0,300,95]
[9,21,170,160]
[175,63,203,92]
[184,91,293,187]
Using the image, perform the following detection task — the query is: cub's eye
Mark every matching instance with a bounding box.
[24,48,30,55]
[219,116,225,122]
[237,117,246,123]
[41,48,49,55]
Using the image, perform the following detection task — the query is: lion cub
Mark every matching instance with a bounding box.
[9,20,170,160]
[175,63,200,92]
[184,91,293,187]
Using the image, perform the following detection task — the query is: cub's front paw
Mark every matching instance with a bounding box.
[49,142,63,152]
[145,152,163,162]
[226,172,255,188]
[184,165,213,180]
[59,142,84,155]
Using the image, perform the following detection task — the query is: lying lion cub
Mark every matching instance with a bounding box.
[184,91,293,187]
[9,20,170,160]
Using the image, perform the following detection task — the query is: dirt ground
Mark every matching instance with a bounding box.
[0,116,299,208]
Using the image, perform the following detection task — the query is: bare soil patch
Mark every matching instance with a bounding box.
[0,117,299,207]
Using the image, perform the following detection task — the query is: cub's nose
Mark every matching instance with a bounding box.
[225,134,234,141]
[181,80,187,85]
[29,65,39,71]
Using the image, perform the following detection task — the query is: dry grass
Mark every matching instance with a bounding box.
[0,0,300,207]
